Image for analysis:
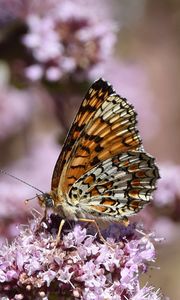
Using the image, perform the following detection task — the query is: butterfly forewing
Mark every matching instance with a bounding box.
[51,79,114,191]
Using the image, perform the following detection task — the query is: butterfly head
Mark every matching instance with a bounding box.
[37,193,55,209]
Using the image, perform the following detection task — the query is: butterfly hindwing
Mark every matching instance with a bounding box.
[68,151,159,219]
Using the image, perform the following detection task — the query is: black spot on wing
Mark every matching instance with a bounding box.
[90,156,101,166]
[95,145,104,152]
[81,145,90,154]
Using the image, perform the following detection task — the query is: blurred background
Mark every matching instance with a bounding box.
[0,0,180,299]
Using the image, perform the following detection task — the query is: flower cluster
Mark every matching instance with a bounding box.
[0,215,164,300]
[22,0,116,81]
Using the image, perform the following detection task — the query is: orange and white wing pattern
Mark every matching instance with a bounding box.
[51,78,115,192]
[51,78,159,220]
[69,151,159,220]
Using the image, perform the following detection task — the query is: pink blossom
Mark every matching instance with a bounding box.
[0,215,165,299]
[131,285,162,300]
[22,0,116,81]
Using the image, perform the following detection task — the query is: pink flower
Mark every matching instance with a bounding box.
[22,0,116,81]
[0,214,165,299]
[131,285,162,300]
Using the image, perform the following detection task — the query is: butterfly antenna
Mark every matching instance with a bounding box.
[0,169,44,194]
[25,195,41,204]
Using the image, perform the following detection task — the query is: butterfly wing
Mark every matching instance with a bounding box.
[68,151,159,220]
[51,78,114,191]
[52,78,143,201]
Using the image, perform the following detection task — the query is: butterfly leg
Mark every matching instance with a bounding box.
[55,219,66,247]
[122,216,129,226]
[78,218,108,245]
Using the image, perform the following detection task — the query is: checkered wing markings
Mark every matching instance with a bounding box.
[52,79,143,196]
[69,151,159,218]
[51,78,114,191]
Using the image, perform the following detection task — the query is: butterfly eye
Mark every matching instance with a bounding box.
[37,193,54,208]
[44,193,55,208]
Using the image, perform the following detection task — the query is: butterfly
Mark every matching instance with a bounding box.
[38,78,159,240]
